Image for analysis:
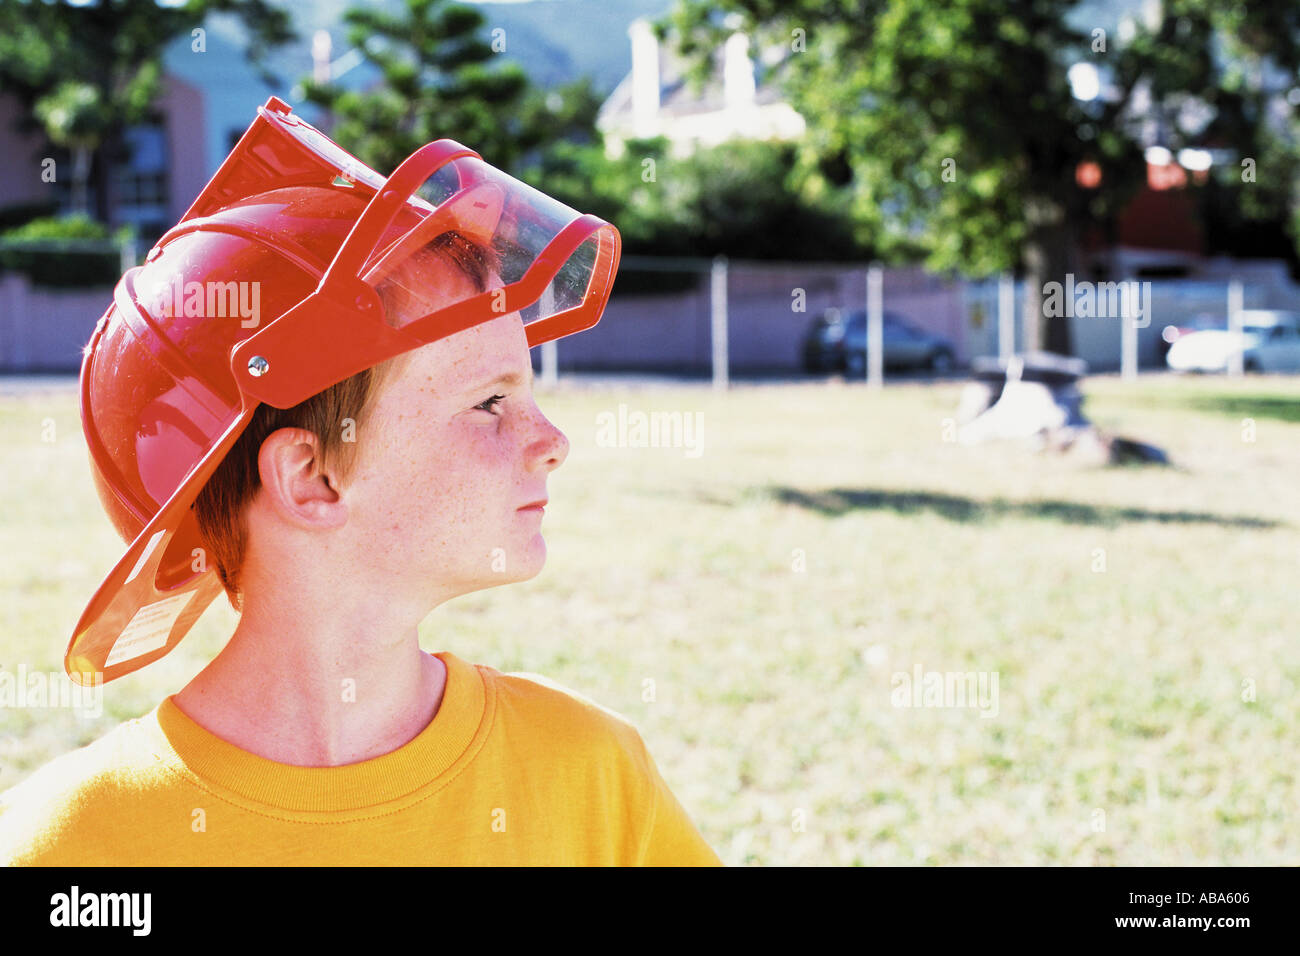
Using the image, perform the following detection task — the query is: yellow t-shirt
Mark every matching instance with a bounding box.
[0,651,721,866]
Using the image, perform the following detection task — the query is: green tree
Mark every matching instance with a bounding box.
[0,0,293,226]
[664,0,1300,356]
[529,136,866,261]
[1117,4,1299,273]
[300,0,569,176]
[33,83,110,218]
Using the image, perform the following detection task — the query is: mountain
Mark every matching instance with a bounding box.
[277,0,676,94]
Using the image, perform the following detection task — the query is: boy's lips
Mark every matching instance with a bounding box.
[518,499,547,511]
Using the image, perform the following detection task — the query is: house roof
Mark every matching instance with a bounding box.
[599,30,794,129]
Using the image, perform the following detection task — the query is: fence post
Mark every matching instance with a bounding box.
[538,280,558,387]
[119,233,139,274]
[867,262,883,389]
[1121,299,1138,382]
[540,339,558,388]
[711,255,728,391]
[998,272,1015,362]
[1227,278,1244,377]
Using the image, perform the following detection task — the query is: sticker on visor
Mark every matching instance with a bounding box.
[104,591,196,668]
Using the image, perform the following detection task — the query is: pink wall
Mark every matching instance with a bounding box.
[0,72,207,229]
[0,94,60,212]
[554,263,968,372]
[0,273,109,372]
[1,263,970,375]
[157,75,207,225]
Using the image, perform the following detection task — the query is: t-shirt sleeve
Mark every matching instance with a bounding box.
[635,738,723,867]
[495,666,723,866]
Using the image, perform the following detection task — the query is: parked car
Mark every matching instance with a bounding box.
[1157,313,1225,363]
[1166,309,1300,373]
[801,309,956,374]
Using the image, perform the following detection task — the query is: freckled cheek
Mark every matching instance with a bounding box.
[385,430,511,522]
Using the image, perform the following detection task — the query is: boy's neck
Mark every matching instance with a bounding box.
[173,595,446,767]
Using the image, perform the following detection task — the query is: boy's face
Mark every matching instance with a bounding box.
[337,292,569,611]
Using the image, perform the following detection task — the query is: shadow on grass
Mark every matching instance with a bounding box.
[759,486,1283,529]
[1175,394,1300,424]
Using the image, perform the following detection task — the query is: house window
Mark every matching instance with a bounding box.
[113,121,170,238]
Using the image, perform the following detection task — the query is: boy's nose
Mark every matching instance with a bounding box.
[544,420,570,470]
[529,409,569,470]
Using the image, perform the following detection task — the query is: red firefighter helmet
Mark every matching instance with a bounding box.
[69,96,620,684]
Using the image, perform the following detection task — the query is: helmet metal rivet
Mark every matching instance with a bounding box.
[247,355,270,377]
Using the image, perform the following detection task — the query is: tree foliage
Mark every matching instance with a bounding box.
[528,137,865,262]
[299,0,590,176]
[0,0,294,224]
[663,0,1300,353]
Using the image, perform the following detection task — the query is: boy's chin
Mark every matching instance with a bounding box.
[476,543,547,589]
[505,550,546,584]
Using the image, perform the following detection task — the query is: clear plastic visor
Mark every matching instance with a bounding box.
[358,155,603,333]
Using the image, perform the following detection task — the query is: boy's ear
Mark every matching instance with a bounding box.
[256,427,348,530]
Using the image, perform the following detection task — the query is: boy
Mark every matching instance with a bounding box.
[0,98,721,866]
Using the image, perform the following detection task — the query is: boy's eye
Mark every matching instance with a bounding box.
[474,394,507,414]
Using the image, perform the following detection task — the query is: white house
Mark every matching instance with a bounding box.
[597,18,806,158]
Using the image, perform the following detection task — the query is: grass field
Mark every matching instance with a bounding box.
[2,372,1297,865]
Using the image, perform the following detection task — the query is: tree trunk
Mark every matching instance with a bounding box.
[70,147,91,218]
[91,132,122,227]
[1021,199,1076,357]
